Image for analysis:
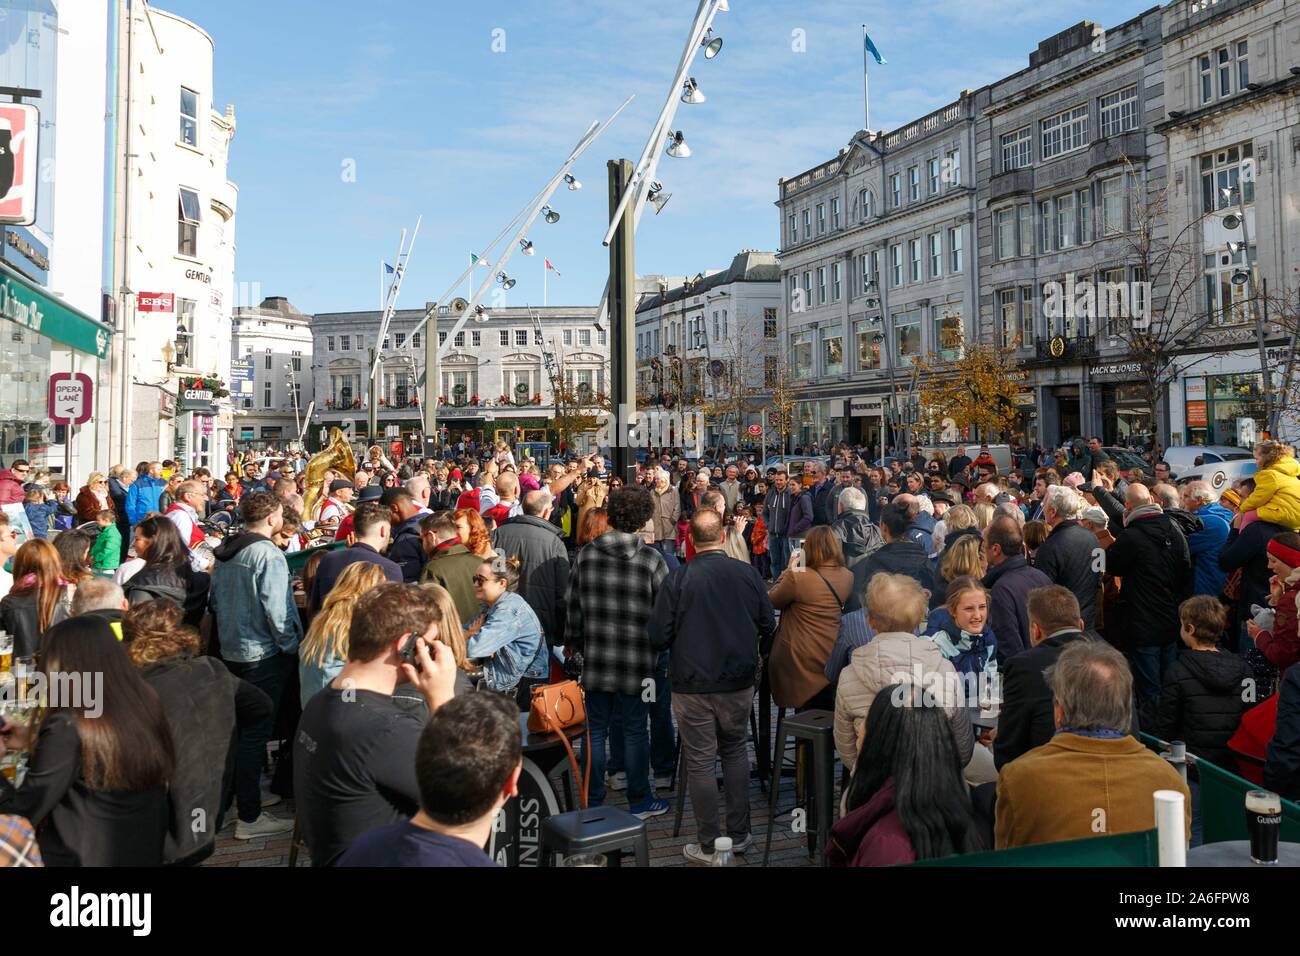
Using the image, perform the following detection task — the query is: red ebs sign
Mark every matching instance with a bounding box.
[48,372,93,426]
[137,292,175,313]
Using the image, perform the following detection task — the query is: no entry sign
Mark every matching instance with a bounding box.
[48,372,93,426]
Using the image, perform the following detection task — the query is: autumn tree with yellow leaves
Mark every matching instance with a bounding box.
[913,343,1028,441]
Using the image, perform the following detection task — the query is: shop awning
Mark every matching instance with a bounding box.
[0,261,113,359]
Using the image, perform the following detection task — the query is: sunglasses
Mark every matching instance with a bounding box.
[471,574,498,586]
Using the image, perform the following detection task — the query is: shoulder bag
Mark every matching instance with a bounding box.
[527,679,592,809]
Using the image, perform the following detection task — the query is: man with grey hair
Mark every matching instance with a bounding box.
[70,577,128,627]
[1033,485,1102,630]
[649,467,682,570]
[405,474,433,515]
[994,501,1025,529]
[974,482,1000,506]
[490,486,569,649]
[1106,480,1192,702]
[1181,479,1232,597]
[830,485,883,570]
[995,639,1190,848]
[166,479,208,571]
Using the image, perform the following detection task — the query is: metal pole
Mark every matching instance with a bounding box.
[368,347,378,442]
[1238,189,1273,435]
[423,303,440,458]
[609,159,637,482]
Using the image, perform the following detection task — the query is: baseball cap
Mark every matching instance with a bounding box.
[1080,506,1108,527]
[329,479,353,493]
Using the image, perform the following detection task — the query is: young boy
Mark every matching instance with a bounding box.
[90,509,122,573]
[1149,595,1253,769]
[22,487,57,540]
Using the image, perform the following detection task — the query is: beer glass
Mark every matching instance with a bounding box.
[1245,789,1281,865]
[0,632,11,673]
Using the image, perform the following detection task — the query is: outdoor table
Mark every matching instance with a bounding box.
[1186,840,1300,867]
[488,713,584,868]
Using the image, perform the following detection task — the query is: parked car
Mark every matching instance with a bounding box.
[1101,447,1151,473]
[918,443,1015,475]
[1162,445,1254,476]
[1174,457,1258,496]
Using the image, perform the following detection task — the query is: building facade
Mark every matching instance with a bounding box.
[107,4,238,473]
[634,250,781,449]
[309,305,606,451]
[776,92,980,453]
[230,296,314,449]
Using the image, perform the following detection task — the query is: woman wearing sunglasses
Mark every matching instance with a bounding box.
[463,557,549,693]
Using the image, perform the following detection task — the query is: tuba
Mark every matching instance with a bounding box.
[302,427,357,530]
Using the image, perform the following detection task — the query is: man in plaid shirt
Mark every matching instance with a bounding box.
[565,485,670,817]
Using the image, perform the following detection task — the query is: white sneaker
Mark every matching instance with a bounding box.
[606,771,627,791]
[731,833,754,854]
[260,790,282,808]
[234,812,294,840]
[683,843,714,865]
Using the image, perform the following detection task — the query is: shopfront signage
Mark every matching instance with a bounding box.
[1186,401,1208,428]
[1090,362,1142,377]
[184,268,211,284]
[1,226,49,284]
[179,387,218,413]
[0,261,113,359]
[0,104,39,226]
[1185,379,1206,401]
[849,396,884,417]
[137,292,175,313]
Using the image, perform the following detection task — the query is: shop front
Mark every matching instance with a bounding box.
[1089,361,1153,449]
[1181,372,1266,448]
[793,399,845,450]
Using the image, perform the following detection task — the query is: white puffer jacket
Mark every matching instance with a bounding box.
[833,630,976,771]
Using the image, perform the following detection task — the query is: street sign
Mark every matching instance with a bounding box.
[0,104,39,226]
[137,292,175,313]
[47,372,93,426]
[747,424,762,436]
[709,359,725,378]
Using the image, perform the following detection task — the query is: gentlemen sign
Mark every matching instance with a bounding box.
[179,387,218,413]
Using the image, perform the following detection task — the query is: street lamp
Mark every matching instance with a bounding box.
[283,362,302,442]
[1219,179,1273,431]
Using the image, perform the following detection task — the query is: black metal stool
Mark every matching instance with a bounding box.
[541,806,650,867]
[762,709,836,866]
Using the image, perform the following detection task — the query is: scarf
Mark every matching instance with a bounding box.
[1057,727,1126,739]
[1123,503,1163,527]
[930,626,997,678]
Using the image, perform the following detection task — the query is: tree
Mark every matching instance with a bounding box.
[913,342,1028,440]
[548,351,611,452]
[698,324,768,450]
[764,353,799,455]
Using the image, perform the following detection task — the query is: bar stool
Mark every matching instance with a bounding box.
[762,709,836,866]
[541,806,650,867]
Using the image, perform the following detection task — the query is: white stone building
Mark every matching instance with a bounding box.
[230,297,314,450]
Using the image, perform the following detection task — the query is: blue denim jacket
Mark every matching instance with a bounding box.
[464,591,548,692]
[210,534,303,662]
[299,653,344,709]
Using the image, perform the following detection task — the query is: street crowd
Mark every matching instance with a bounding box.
[0,429,1296,867]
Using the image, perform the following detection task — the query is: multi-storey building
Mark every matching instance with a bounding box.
[977,11,1167,449]
[1158,0,1300,446]
[309,305,605,450]
[776,92,980,451]
[634,250,781,448]
[230,297,314,449]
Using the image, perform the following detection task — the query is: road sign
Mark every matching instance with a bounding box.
[48,372,93,426]
[747,424,762,436]
[709,359,725,378]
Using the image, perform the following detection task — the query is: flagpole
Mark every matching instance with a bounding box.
[863,24,871,133]
[543,259,548,308]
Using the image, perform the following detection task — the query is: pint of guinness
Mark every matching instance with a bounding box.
[1245,790,1281,865]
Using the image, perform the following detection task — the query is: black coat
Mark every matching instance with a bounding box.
[994,629,1091,769]
[387,514,428,583]
[1147,648,1252,769]
[810,480,835,526]
[1106,511,1192,648]
[1033,520,1102,630]
[309,543,404,614]
[123,563,210,629]
[844,539,934,614]
[830,509,884,569]
[142,654,272,864]
[1265,662,1300,801]
[0,589,71,658]
[1220,519,1289,625]
[491,514,570,644]
[982,555,1052,661]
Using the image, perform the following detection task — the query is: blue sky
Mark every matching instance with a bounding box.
[162,0,1152,315]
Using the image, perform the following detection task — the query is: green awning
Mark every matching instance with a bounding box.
[0,261,113,359]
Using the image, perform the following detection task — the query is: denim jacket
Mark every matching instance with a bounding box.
[210,532,303,662]
[464,591,548,692]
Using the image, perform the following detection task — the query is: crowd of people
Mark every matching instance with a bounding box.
[0,429,1296,868]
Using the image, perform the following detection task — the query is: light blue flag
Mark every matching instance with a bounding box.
[865,32,887,65]
[384,262,395,274]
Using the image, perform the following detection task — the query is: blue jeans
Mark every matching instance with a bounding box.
[1129,644,1176,704]
[653,540,680,571]
[769,534,791,577]
[585,690,651,805]
[651,651,675,776]
[225,653,294,823]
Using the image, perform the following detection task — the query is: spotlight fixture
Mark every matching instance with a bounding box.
[1222,213,1242,230]
[716,0,729,10]
[666,130,691,158]
[496,272,516,290]
[681,77,706,104]
[1227,240,1242,254]
[474,305,490,321]
[519,238,535,255]
[1220,186,1237,202]
[646,180,671,214]
[1231,270,1250,286]
[542,205,560,224]
[564,173,582,191]
[701,28,723,59]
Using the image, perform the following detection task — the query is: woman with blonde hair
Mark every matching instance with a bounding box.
[453,507,495,560]
[417,582,481,694]
[972,501,996,532]
[298,562,389,707]
[931,534,987,609]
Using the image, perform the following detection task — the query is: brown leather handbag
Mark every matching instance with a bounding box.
[527,679,592,808]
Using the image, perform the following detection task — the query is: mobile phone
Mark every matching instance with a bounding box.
[399,633,424,670]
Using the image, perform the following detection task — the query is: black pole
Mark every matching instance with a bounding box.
[608,159,636,483]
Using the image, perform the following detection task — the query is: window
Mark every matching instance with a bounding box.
[890,245,903,287]
[562,328,573,346]
[996,208,1015,260]
[831,197,841,229]
[499,330,509,346]
[1018,205,1033,256]
[1101,176,1125,235]
[179,87,199,146]
[598,328,607,345]
[791,331,813,378]
[908,167,920,202]
[890,173,901,207]
[831,262,842,300]
[933,312,963,361]
[1200,144,1254,212]
[822,330,844,375]
[263,382,272,409]
[1099,86,1138,137]
[1203,40,1249,102]
[326,336,335,352]
[788,277,800,310]
[472,330,481,347]
[928,158,940,194]
[803,209,812,239]
[945,149,961,186]
[1002,127,1031,170]
[909,239,922,282]
[803,271,812,303]
[340,335,351,351]
[1039,199,1054,252]
[454,332,465,347]
[175,299,195,367]
[412,333,420,349]
[178,187,201,257]
[721,311,727,338]
[394,332,405,348]
[859,253,872,295]
[998,290,1018,348]
[515,329,528,346]
[816,203,826,234]
[929,233,942,277]
[440,331,448,346]
[764,355,778,387]
[713,312,720,340]
[1098,267,1127,335]
[788,215,798,244]
[949,227,963,273]
[1204,245,1254,324]
[578,328,592,347]
[1078,187,1093,244]
[894,311,921,364]
[1019,286,1035,345]
[291,351,302,372]
[533,328,543,345]
[1056,193,1076,250]
[1199,54,1213,104]
[383,336,391,350]
[859,188,874,220]
[817,267,827,304]
[854,320,881,370]
[764,308,778,338]
[1041,104,1089,159]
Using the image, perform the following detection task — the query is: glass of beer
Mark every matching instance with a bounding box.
[559,853,607,867]
[1245,789,1282,864]
[0,632,11,673]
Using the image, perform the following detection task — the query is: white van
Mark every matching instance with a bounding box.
[918,444,1015,474]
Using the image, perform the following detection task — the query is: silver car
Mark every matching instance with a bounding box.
[1162,445,1253,476]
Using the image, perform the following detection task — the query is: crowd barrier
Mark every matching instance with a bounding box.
[286,540,345,574]
[910,829,1159,867]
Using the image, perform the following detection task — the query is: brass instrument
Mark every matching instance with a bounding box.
[302,427,357,529]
